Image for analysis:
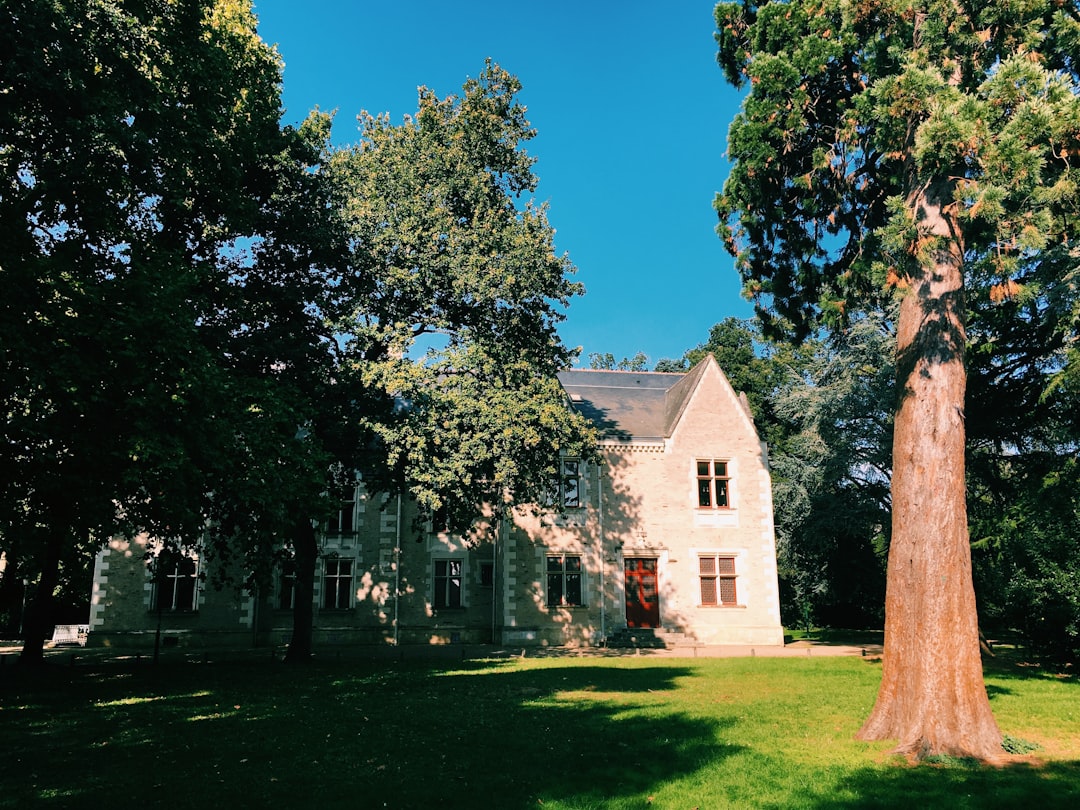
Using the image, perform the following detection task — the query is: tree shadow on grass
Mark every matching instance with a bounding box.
[0,658,738,809]
[984,683,1015,700]
[981,648,1078,685]
[794,759,1080,809]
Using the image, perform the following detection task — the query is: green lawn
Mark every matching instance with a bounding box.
[1,649,1077,809]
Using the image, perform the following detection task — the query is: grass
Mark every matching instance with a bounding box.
[1,648,1078,809]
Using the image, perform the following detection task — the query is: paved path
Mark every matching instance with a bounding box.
[2,639,883,665]
[491,640,882,659]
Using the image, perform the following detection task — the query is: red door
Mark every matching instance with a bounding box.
[624,558,660,628]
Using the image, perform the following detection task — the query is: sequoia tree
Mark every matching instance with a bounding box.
[715,0,1080,758]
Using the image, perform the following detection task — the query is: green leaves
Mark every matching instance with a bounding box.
[325,62,593,525]
[331,64,579,371]
[0,0,321,574]
[715,0,1080,337]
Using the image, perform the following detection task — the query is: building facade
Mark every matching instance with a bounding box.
[88,356,784,649]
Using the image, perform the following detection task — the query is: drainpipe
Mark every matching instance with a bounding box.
[251,583,259,649]
[491,521,499,645]
[394,494,402,646]
[598,462,606,645]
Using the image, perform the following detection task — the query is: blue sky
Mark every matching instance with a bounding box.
[253,1,751,367]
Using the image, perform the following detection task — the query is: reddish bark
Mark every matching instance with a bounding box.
[856,181,1002,760]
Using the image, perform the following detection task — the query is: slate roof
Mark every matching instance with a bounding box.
[556,358,713,440]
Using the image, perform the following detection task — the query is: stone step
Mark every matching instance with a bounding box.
[606,628,669,648]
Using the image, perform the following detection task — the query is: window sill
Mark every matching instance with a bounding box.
[542,509,587,528]
[698,604,746,609]
[693,509,739,528]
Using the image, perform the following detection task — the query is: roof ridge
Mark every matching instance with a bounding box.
[562,367,685,376]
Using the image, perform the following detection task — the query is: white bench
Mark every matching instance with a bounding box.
[51,624,90,646]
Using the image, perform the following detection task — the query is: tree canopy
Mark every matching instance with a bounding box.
[717,0,1080,341]
[1,3,590,664]
[328,61,593,534]
[587,352,651,371]
[0,0,315,662]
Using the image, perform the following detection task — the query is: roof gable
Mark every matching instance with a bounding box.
[661,355,710,436]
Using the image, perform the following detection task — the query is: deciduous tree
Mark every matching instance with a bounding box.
[767,312,892,631]
[329,62,592,514]
[715,0,1080,759]
[270,63,595,661]
[0,0,326,663]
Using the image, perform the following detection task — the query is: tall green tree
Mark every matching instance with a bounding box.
[715,0,1080,758]
[0,0,321,663]
[768,312,893,631]
[195,108,353,664]
[330,62,592,516]
[264,63,595,661]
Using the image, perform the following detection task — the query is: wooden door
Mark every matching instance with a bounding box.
[624,558,660,628]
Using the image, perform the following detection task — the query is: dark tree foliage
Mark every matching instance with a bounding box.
[1,13,591,666]
[965,255,1080,663]
[0,0,317,663]
[768,313,893,632]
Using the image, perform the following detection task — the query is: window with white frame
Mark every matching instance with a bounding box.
[561,459,582,508]
[322,557,354,609]
[545,458,583,508]
[326,494,356,536]
[699,554,738,606]
[546,554,583,607]
[433,559,463,608]
[696,460,731,509]
[151,553,199,613]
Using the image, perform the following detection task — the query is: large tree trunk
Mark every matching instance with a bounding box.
[284,518,317,663]
[856,180,1001,760]
[18,534,62,667]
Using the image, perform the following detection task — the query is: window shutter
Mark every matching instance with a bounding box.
[700,578,717,606]
[699,557,717,605]
[719,577,737,605]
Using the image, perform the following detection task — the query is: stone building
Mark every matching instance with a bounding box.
[88,356,784,649]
